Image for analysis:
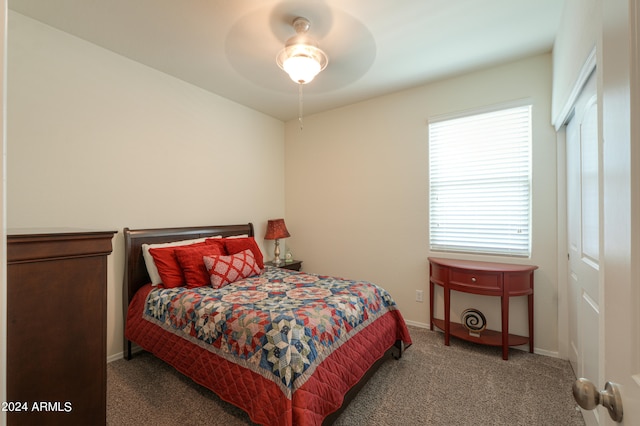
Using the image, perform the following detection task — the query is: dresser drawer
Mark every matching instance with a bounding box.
[450,269,501,292]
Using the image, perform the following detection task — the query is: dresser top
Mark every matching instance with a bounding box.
[8,228,116,237]
[7,229,116,263]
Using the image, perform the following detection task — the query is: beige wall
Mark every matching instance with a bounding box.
[285,53,560,355]
[7,12,285,360]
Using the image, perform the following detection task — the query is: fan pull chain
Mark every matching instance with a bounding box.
[298,83,304,130]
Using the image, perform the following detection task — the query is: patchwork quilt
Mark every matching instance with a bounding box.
[126,266,411,425]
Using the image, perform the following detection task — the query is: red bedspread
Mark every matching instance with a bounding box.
[125,268,411,425]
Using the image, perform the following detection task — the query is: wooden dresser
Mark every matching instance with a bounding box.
[7,230,115,425]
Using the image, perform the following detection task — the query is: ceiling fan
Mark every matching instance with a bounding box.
[224,3,376,123]
[275,16,329,128]
[276,17,329,85]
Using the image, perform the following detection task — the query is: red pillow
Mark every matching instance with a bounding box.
[174,240,226,288]
[221,237,264,269]
[203,249,262,289]
[149,242,207,288]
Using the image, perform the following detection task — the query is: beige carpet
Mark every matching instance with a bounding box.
[107,326,585,425]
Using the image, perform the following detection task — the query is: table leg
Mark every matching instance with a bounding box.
[528,293,534,353]
[429,280,434,331]
[501,295,509,360]
[444,287,450,346]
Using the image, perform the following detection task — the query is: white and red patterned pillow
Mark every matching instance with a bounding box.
[203,249,262,289]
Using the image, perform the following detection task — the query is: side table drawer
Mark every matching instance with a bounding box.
[430,262,448,283]
[450,269,501,292]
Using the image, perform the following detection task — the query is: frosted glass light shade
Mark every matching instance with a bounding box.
[277,44,328,84]
[283,55,321,83]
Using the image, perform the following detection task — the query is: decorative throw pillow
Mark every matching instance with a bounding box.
[203,249,262,289]
[221,237,264,269]
[174,240,226,288]
[142,238,207,285]
[149,241,208,288]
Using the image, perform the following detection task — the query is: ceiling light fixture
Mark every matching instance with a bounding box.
[276,17,328,129]
[277,17,328,84]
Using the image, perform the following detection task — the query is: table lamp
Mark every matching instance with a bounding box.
[264,219,290,266]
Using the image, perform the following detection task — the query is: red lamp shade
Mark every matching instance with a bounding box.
[264,219,291,240]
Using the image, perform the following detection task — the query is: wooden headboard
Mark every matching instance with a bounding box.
[122,223,254,358]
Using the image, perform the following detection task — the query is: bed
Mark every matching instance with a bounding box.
[123,223,412,425]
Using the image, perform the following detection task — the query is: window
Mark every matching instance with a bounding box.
[428,104,532,257]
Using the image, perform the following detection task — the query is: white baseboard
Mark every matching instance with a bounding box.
[107,344,144,363]
[532,347,560,359]
[404,319,430,329]
[107,352,123,363]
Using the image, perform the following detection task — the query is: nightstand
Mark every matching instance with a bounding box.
[265,259,303,271]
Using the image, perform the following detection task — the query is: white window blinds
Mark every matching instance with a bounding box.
[428,105,532,257]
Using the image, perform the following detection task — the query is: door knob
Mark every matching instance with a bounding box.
[573,378,623,422]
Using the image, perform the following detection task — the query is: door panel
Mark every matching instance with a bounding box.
[580,100,599,264]
[600,1,640,423]
[567,71,600,425]
[568,2,640,424]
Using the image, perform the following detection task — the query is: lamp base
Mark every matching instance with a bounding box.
[273,239,282,266]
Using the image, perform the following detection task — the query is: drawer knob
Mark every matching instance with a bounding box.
[471,277,477,282]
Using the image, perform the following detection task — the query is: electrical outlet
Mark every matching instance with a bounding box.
[415,290,424,303]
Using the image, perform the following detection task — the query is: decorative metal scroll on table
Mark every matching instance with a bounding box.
[461,308,487,335]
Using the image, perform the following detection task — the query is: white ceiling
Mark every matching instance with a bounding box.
[9,0,565,122]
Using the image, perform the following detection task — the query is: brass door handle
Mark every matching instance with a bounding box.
[573,378,623,422]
